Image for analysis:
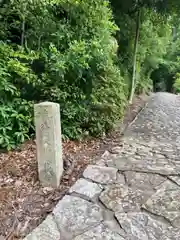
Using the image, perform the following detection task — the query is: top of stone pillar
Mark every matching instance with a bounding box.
[35,102,59,106]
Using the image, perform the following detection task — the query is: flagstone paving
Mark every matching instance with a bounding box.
[24,93,180,240]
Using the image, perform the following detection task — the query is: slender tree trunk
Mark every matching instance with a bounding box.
[38,35,42,51]
[129,8,141,103]
[20,3,27,47]
[21,17,25,47]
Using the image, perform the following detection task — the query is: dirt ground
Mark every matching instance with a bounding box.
[0,94,148,239]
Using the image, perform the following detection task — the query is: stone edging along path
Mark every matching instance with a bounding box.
[24,93,180,240]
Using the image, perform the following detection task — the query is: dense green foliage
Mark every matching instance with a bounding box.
[152,19,180,92]
[0,0,180,149]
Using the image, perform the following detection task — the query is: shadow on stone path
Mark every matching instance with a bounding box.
[25,92,180,240]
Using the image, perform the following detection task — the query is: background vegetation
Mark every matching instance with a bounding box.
[0,0,180,150]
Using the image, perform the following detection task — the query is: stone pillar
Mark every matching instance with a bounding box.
[34,102,63,187]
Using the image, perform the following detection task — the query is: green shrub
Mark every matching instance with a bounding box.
[40,37,127,139]
[173,73,180,93]
[0,0,128,149]
[24,0,127,139]
[0,42,36,150]
[0,99,34,150]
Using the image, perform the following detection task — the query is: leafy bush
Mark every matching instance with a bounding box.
[0,42,35,149]
[39,36,127,139]
[173,73,180,93]
[0,0,128,149]
[0,100,34,150]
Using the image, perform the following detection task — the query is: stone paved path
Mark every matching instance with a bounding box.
[24,93,180,240]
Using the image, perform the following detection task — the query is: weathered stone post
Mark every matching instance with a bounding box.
[34,102,63,187]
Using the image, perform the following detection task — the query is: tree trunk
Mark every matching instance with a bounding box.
[21,17,25,47]
[129,8,141,103]
[20,3,27,47]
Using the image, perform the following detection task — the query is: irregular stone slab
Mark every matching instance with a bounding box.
[74,224,125,240]
[125,171,166,191]
[116,212,168,240]
[143,180,180,227]
[103,213,127,237]
[24,215,61,240]
[168,175,180,186]
[161,228,180,240]
[53,195,103,237]
[69,178,102,199]
[83,165,117,184]
[99,184,149,212]
[124,93,180,143]
[96,158,106,166]
[111,146,123,154]
[116,173,125,185]
[101,150,111,159]
[113,155,180,175]
[116,139,179,161]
